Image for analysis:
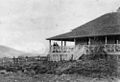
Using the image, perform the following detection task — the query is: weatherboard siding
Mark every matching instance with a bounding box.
[75,38,88,45]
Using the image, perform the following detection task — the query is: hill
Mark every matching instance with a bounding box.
[0,45,25,58]
[0,45,42,58]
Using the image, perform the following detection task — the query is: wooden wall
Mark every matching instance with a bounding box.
[75,38,88,45]
[75,36,120,45]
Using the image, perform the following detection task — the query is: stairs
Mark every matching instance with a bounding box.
[72,46,87,60]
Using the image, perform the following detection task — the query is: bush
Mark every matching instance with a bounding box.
[61,45,118,77]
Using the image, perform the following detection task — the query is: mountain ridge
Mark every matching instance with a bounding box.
[0,45,41,58]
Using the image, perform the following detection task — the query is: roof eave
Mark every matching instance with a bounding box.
[46,33,120,41]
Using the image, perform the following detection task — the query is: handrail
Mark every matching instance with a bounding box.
[84,44,120,53]
[49,44,120,61]
[50,46,74,53]
[50,44,120,54]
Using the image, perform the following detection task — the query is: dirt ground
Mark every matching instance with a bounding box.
[0,72,119,82]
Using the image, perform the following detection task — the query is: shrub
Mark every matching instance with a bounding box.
[61,45,117,77]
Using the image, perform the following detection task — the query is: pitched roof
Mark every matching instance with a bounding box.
[47,12,120,41]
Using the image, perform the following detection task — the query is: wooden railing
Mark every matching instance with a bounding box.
[84,44,120,54]
[104,44,120,52]
[48,44,120,61]
[50,44,120,54]
[50,46,74,54]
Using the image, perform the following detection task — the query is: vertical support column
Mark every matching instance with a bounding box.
[60,41,63,61]
[115,39,119,52]
[104,36,107,51]
[74,38,76,45]
[64,41,66,46]
[49,40,51,53]
[88,38,91,45]
[117,40,119,44]
[64,41,66,52]
[61,41,63,47]
[61,41,63,52]
[105,36,107,45]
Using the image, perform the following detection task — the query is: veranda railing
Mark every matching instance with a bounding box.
[50,44,120,54]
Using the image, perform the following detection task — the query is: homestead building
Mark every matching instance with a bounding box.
[47,10,120,61]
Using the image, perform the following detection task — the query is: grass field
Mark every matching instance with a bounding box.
[0,72,119,82]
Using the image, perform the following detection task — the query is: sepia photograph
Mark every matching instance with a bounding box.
[0,0,120,82]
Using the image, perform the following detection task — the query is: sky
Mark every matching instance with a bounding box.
[0,0,120,55]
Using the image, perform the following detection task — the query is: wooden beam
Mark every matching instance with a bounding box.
[105,36,107,44]
[88,38,91,45]
[49,40,51,52]
[61,41,63,52]
[64,41,66,46]
[117,40,119,44]
[61,41,63,47]
[74,38,76,45]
